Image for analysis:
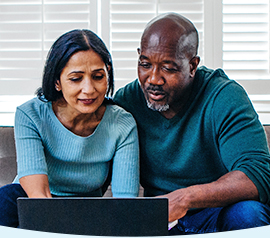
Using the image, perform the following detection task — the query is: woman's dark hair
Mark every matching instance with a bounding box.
[37,29,114,101]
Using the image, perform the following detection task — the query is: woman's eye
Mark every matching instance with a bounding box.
[92,74,105,80]
[69,77,82,82]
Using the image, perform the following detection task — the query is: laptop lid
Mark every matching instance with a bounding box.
[17,197,168,236]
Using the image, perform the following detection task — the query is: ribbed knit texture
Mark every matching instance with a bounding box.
[14,98,139,197]
[114,66,270,204]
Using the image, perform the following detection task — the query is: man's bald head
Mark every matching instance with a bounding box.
[140,13,199,60]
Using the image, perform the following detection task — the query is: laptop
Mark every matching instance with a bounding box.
[17,197,169,236]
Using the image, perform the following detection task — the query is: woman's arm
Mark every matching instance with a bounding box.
[15,106,51,198]
[111,112,140,198]
[19,174,52,198]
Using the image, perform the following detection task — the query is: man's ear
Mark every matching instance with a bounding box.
[189,56,200,78]
[137,48,141,55]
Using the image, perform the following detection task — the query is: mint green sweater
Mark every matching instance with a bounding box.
[114,66,270,204]
[14,98,139,197]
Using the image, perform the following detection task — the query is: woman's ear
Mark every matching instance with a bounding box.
[189,56,200,78]
[106,64,111,73]
[55,80,61,91]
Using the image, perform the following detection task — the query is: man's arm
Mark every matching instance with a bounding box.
[160,170,259,222]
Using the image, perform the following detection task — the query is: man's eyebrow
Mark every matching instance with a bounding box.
[161,60,181,69]
[162,60,178,66]
[139,55,149,60]
[139,55,180,68]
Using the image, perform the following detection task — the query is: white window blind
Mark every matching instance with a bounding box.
[0,0,95,95]
[0,0,269,125]
[222,0,270,88]
[0,0,97,125]
[110,0,204,90]
[43,0,94,56]
[222,0,270,123]
[0,0,43,95]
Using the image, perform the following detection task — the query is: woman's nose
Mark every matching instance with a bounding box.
[81,78,95,94]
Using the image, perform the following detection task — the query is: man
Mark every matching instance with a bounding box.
[114,13,270,234]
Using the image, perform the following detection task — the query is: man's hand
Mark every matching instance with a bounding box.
[159,170,259,222]
[159,189,190,222]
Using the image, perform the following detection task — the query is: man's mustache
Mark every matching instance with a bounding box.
[146,85,165,93]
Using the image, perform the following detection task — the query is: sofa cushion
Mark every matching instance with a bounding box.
[0,127,17,187]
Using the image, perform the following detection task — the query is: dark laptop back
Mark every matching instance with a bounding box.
[17,197,168,236]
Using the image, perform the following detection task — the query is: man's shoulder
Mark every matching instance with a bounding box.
[196,66,229,82]
[195,66,241,94]
[113,79,142,108]
[114,79,140,96]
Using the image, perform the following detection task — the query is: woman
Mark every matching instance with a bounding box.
[0,29,139,227]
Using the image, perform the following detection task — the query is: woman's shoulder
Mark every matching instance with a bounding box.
[105,104,137,128]
[101,105,138,142]
[18,96,47,109]
[16,97,52,121]
[106,104,134,118]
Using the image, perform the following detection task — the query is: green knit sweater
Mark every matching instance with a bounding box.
[114,66,270,204]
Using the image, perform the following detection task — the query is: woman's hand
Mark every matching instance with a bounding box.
[19,174,52,198]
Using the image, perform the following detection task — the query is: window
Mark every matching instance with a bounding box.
[0,0,96,125]
[0,0,95,95]
[110,0,204,90]
[222,0,270,123]
[0,0,269,125]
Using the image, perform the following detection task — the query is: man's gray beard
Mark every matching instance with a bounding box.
[146,100,170,112]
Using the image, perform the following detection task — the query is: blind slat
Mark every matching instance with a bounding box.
[222,0,269,82]
[0,0,269,126]
[0,0,92,97]
[110,0,204,87]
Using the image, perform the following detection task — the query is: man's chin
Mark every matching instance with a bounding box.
[146,100,169,112]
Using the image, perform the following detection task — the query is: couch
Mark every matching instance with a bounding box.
[1,125,270,195]
[0,127,17,187]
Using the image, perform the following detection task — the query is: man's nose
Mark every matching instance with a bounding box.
[148,67,164,85]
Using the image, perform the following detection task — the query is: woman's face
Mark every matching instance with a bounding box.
[56,50,108,116]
